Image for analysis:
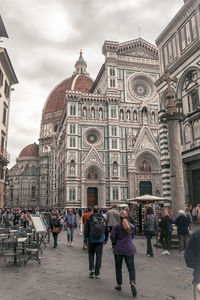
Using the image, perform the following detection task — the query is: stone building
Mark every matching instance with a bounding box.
[6,143,40,207]
[0,16,18,208]
[156,0,200,206]
[7,38,162,208]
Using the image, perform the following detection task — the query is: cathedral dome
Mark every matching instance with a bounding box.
[18,143,39,158]
[42,51,93,117]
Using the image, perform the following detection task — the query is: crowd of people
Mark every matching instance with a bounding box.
[0,204,199,299]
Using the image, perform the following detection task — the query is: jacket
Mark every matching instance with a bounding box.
[65,214,76,227]
[144,214,157,232]
[175,215,190,235]
[84,213,109,243]
[106,209,119,227]
[110,224,136,256]
[50,218,61,231]
[185,229,200,284]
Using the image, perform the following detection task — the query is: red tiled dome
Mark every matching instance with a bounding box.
[42,74,93,115]
[19,143,39,158]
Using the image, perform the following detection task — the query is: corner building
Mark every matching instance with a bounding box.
[156,0,200,207]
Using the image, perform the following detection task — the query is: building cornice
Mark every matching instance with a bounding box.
[156,0,198,46]
[0,47,18,84]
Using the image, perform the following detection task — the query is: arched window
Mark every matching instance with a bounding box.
[32,165,36,175]
[120,109,124,120]
[113,161,118,176]
[110,68,115,77]
[133,110,137,121]
[91,107,95,119]
[70,160,75,175]
[70,105,76,116]
[70,124,76,134]
[70,137,76,147]
[112,139,117,149]
[142,107,148,123]
[182,70,199,114]
[69,188,75,200]
[138,160,151,172]
[184,124,191,144]
[32,186,36,199]
[83,107,87,117]
[99,108,103,119]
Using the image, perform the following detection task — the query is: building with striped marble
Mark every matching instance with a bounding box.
[156,0,200,206]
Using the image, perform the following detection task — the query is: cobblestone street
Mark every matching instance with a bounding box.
[0,229,194,300]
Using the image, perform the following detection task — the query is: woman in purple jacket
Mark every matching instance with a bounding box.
[110,210,137,297]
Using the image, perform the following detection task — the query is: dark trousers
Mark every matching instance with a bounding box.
[88,242,104,276]
[162,231,172,251]
[146,231,154,256]
[178,234,189,252]
[52,232,58,246]
[114,254,135,285]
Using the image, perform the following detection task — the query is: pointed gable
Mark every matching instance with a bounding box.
[133,126,160,154]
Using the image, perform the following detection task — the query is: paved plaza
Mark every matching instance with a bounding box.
[0,229,196,300]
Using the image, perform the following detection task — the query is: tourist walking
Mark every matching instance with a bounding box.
[65,209,76,246]
[106,204,119,234]
[82,207,93,251]
[76,209,83,236]
[185,228,200,300]
[50,213,61,248]
[84,206,108,279]
[158,209,174,255]
[175,210,190,253]
[144,206,157,257]
[110,210,137,297]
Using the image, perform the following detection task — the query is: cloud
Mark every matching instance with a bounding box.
[0,0,183,167]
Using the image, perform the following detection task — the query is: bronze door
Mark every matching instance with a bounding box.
[87,187,98,207]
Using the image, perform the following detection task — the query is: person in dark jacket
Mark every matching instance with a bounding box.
[110,210,137,297]
[144,206,157,257]
[84,206,108,279]
[50,213,61,248]
[184,229,200,300]
[158,209,174,255]
[175,210,190,253]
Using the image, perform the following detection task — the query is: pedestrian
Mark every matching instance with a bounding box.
[110,210,137,297]
[50,213,61,248]
[158,209,174,255]
[82,207,93,251]
[65,209,76,246]
[77,209,83,236]
[144,206,157,257]
[106,205,119,236]
[184,228,200,300]
[84,206,108,279]
[175,210,190,253]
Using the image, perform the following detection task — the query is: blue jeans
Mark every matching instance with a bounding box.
[114,254,135,285]
[67,226,74,242]
[146,231,154,256]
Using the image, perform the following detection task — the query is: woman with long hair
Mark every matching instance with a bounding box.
[144,206,157,257]
[110,210,137,297]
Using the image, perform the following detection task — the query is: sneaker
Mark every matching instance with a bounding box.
[161,250,167,255]
[115,285,122,291]
[130,282,137,297]
[166,250,170,255]
[89,270,94,278]
[95,275,100,279]
[147,254,150,257]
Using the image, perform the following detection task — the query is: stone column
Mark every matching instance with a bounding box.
[167,117,185,218]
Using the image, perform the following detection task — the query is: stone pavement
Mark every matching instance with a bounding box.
[0,229,196,300]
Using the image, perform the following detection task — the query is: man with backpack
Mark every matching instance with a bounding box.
[84,206,109,279]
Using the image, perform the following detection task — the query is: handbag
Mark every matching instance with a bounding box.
[53,226,61,233]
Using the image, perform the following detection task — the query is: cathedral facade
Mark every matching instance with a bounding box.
[6,38,162,208]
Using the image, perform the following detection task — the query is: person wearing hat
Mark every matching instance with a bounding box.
[175,210,190,253]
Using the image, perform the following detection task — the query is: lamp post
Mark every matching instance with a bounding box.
[159,70,186,218]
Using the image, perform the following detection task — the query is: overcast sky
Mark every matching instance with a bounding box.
[1,0,183,167]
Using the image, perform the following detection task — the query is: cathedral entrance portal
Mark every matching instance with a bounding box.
[139,181,152,196]
[87,187,98,207]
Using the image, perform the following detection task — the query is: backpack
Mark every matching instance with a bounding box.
[90,215,105,238]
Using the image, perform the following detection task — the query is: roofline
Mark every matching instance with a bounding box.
[90,64,105,93]
[0,47,18,84]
